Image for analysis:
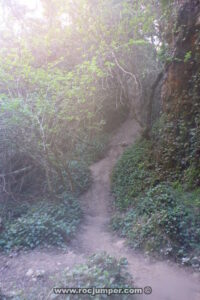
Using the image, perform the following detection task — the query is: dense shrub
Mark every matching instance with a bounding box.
[111,139,157,210]
[0,0,160,203]
[52,252,135,300]
[74,134,109,165]
[112,185,200,268]
[68,161,92,195]
[0,123,109,253]
[0,193,82,251]
[112,136,200,268]
[0,199,30,223]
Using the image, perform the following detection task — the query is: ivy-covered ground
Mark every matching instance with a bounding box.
[111,138,200,270]
[0,136,108,252]
[50,253,134,300]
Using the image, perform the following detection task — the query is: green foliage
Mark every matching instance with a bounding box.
[184,166,200,189]
[111,139,157,210]
[112,133,200,268]
[157,44,172,63]
[75,134,109,165]
[0,193,82,251]
[0,0,160,198]
[151,107,200,187]
[184,51,192,63]
[160,0,173,7]
[0,200,30,223]
[52,252,134,299]
[68,161,92,195]
[112,185,200,268]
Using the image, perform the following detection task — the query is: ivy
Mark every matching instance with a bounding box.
[112,185,200,268]
[51,253,134,300]
[0,193,82,251]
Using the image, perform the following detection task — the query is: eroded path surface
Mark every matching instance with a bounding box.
[73,118,200,300]
[0,119,200,300]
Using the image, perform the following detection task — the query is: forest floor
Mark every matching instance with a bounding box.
[0,118,200,300]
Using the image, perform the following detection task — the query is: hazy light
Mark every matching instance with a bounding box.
[17,0,43,18]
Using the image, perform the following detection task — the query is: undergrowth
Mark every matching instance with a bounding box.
[111,139,200,269]
[51,252,135,300]
[0,133,108,252]
[68,161,92,195]
[75,133,109,165]
[111,139,157,210]
[0,193,82,251]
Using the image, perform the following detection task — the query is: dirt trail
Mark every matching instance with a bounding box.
[73,118,200,300]
[0,118,200,300]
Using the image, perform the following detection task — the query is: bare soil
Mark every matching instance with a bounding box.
[0,118,200,300]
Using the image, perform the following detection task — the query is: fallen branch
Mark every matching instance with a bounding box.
[0,166,32,177]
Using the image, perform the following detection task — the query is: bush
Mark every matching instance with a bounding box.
[111,139,157,210]
[68,161,92,195]
[51,252,135,300]
[74,133,109,165]
[0,199,30,223]
[59,134,109,195]
[111,185,200,268]
[0,193,82,251]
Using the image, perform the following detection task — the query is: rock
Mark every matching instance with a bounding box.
[181,257,190,264]
[6,290,22,297]
[26,268,34,277]
[9,252,19,259]
[119,142,128,147]
[4,261,10,269]
[35,269,45,278]
[32,277,37,282]
[191,256,200,265]
[12,251,19,258]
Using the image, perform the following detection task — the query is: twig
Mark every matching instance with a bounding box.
[0,166,32,177]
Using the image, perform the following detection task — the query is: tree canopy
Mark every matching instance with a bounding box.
[0,0,162,196]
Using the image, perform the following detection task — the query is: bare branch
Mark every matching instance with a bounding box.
[0,166,32,177]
